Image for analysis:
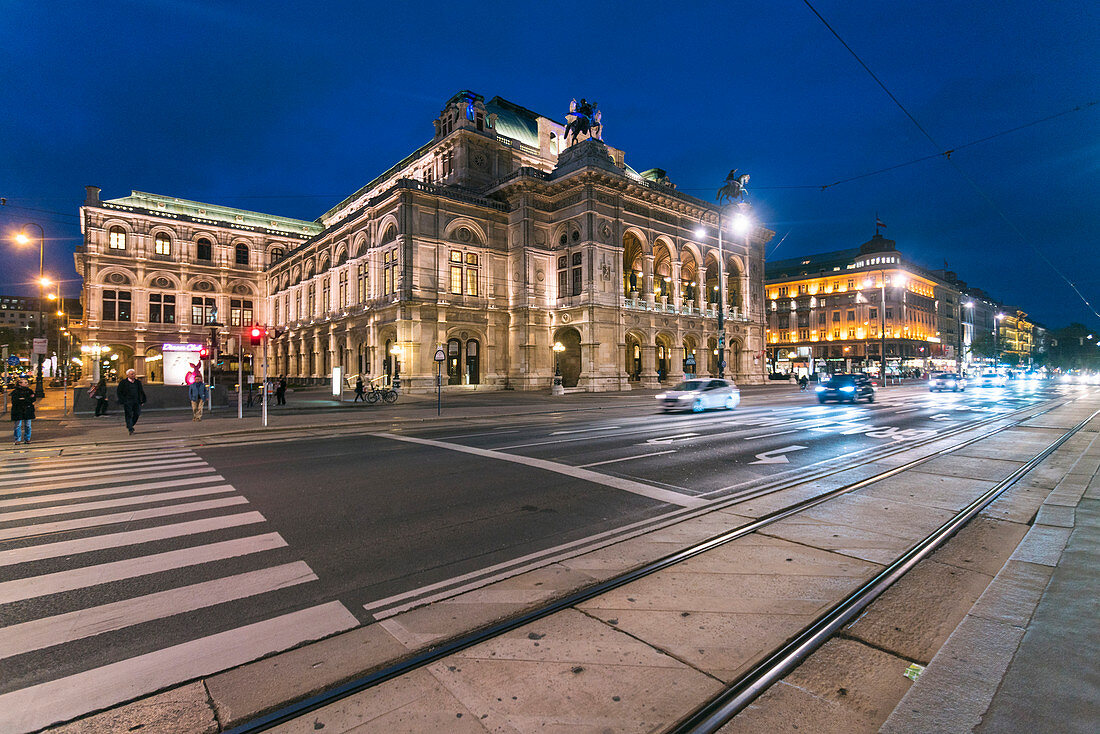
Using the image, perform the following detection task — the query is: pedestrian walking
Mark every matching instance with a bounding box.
[245,382,255,407]
[117,368,147,435]
[276,376,287,405]
[353,376,365,402]
[10,378,35,445]
[189,376,208,421]
[93,376,109,416]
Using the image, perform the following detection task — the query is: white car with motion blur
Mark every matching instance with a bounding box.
[929,372,966,392]
[657,378,741,413]
[977,372,1007,387]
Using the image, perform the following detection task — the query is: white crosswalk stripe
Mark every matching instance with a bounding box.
[0,446,353,733]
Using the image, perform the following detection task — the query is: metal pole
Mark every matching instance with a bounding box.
[237,343,243,419]
[717,210,725,379]
[437,361,441,416]
[879,271,887,384]
[261,337,269,428]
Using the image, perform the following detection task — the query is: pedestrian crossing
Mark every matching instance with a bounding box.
[0,447,356,733]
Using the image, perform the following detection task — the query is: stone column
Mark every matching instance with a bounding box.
[669,342,686,384]
[640,342,659,388]
[642,254,655,308]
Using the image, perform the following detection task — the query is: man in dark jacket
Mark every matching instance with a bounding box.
[275,376,287,405]
[10,378,36,445]
[117,368,147,435]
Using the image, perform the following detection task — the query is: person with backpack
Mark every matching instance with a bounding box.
[189,376,208,421]
[10,378,35,445]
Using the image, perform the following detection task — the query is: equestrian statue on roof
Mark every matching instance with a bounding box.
[717,169,750,204]
[564,98,603,146]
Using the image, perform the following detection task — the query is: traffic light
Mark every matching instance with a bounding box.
[199,347,209,359]
[250,326,265,346]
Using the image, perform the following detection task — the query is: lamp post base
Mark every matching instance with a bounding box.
[552,375,564,396]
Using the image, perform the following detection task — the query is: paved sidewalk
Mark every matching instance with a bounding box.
[882,422,1100,733]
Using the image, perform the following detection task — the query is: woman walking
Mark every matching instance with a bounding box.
[93,376,109,416]
[11,378,36,445]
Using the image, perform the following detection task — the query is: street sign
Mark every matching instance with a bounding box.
[6,355,18,366]
[434,348,446,362]
[32,338,47,356]
[685,355,696,366]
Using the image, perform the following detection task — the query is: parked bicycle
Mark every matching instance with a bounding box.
[365,381,398,404]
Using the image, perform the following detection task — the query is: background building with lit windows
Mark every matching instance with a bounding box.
[74,188,320,380]
[766,234,959,376]
[74,91,772,391]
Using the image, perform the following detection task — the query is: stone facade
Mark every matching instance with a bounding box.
[74,91,773,391]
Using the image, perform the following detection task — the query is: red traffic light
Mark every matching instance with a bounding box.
[249,326,266,346]
[199,347,209,359]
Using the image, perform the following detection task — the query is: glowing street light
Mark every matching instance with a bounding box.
[12,223,47,397]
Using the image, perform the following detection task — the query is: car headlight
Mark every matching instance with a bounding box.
[655,393,666,400]
[678,394,692,400]
[815,385,826,392]
[840,385,855,392]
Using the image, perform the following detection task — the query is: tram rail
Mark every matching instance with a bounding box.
[222,394,1089,733]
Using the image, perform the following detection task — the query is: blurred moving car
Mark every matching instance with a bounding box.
[816,373,875,403]
[978,372,1007,387]
[657,378,740,413]
[929,372,966,392]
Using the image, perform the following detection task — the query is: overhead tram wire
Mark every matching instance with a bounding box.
[801,0,1100,322]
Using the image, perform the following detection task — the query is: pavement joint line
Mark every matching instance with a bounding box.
[577,450,677,468]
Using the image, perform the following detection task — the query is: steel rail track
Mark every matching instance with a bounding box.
[222,394,1083,733]
[669,405,1100,733]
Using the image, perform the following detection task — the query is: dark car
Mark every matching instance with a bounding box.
[815,373,875,404]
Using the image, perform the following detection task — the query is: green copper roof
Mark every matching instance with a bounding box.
[103,191,323,236]
[486,96,541,150]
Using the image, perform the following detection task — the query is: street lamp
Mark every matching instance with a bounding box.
[959,301,974,374]
[389,344,401,389]
[552,341,565,395]
[14,223,47,397]
[878,272,906,384]
[699,204,751,379]
[994,313,1005,367]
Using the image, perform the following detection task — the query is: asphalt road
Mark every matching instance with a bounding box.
[0,379,1086,728]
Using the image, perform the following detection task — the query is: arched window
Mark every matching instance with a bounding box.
[154,232,171,256]
[109,227,126,250]
[196,238,212,261]
[235,243,250,266]
[270,247,284,263]
[381,225,397,244]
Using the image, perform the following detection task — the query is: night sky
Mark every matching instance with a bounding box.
[2,1,1096,328]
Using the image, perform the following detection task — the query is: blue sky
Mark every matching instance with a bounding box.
[2,0,1097,327]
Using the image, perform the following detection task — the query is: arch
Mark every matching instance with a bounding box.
[553,327,582,388]
[655,332,674,382]
[443,217,487,245]
[186,275,218,293]
[725,254,745,310]
[707,336,719,376]
[143,271,181,290]
[291,266,302,286]
[653,240,673,300]
[704,251,721,305]
[227,279,256,297]
[352,232,369,257]
[316,253,331,273]
[152,229,173,257]
[234,242,251,266]
[195,236,214,262]
[680,250,699,304]
[624,329,647,381]
[106,224,129,251]
[682,335,700,378]
[553,219,584,248]
[622,231,644,296]
[303,259,316,280]
[621,227,650,254]
[379,220,398,245]
[96,269,134,286]
[334,243,349,266]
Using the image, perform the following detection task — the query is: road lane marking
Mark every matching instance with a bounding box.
[0,496,250,542]
[550,426,620,435]
[0,455,199,479]
[748,445,808,464]
[0,485,236,521]
[892,407,921,414]
[0,533,288,604]
[0,475,227,503]
[0,561,317,659]
[0,467,218,496]
[371,433,705,508]
[0,459,208,487]
[0,601,358,734]
[743,429,802,440]
[0,512,267,567]
[644,433,700,444]
[0,450,195,471]
[578,450,676,468]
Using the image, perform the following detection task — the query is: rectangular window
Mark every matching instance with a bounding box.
[798,284,807,294]
[833,329,841,339]
[230,299,253,327]
[274,299,280,324]
[441,151,454,177]
[886,308,893,320]
[102,290,131,322]
[154,233,171,256]
[339,271,348,307]
[869,307,878,319]
[832,311,840,322]
[799,329,809,340]
[572,251,582,296]
[466,268,478,296]
[450,250,462,263]
[450,264,462,294]
[306,284,315,316]
[383,250,396,295]
[357,263,368,302]
[109,229,126,250]
[148,293,175,324]
[847,278,855,289]
[197,240,212,261]
[191,296,215,325]
[847,310,855,321]
[321,279,330,313]
[294,291,301,320]
[778,286,788,297]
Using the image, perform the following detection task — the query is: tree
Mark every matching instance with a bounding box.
[969,331,997,361]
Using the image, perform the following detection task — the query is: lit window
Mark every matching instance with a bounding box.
[154,232,171,256]
[109,227,126,250]
[230,299,253,327]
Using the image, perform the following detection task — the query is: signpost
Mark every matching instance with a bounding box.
[434,347,446,416]
[32,338,47,356]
